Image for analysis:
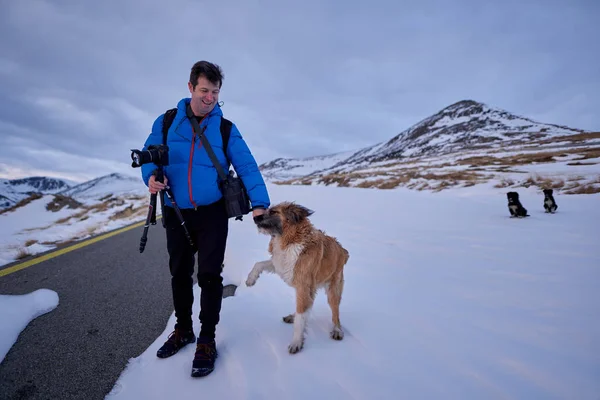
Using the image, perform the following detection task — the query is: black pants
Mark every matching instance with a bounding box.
[163,199,228,339]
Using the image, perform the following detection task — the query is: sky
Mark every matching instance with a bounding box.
[0,0,599,183]
[2,183,599,398]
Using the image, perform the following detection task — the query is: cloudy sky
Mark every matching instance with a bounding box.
[0,0,598,183]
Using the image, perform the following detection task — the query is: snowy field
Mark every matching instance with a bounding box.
[96,183,599,400]
[1,182,599,399]
[0,194,147,267]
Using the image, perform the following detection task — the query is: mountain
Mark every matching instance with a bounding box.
[260,150,357,181]
[4,176,73,193]
[0,173,148,211]
[259,100,590,179]
[59,173,147,200]
[341,100,585,165]
[0,177,73,210]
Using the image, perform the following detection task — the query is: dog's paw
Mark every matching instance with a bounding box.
[282,314,295,324]
[288,339,304,354]
[245,276,257,287]
[330,327,344,341]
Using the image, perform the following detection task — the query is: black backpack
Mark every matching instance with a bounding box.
[161,108,233,164]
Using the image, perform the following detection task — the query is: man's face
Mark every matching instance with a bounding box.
[188,76,220,116]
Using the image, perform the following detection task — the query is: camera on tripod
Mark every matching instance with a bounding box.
[129,144,194,253]
[130,144,169,168]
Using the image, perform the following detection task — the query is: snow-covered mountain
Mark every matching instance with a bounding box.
[0,177,73,210]
[259,100,589,179]
[260,150,357,181]
[6,176,73,193]
[59,173,147,201]
[343,99,585,164]
[0,173,148,211]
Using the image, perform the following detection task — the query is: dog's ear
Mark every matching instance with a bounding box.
[284,203,314,223]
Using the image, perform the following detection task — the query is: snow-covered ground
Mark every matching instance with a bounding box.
[0,194,148,266]
[1,181,599,399]
[104,183,597,400]
[0,289,59,362]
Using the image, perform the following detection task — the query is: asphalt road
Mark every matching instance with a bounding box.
[0,222,181,400]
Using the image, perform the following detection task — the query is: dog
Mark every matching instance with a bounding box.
[507,191,529,218]
[543,189,558,213]
[246,202,349,354]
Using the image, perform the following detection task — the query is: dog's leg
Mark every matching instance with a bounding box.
[327,273,344,341]
[288,287,315,354]
[245,260,274,287]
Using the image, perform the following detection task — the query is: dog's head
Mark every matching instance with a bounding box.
[507,191,519,204]
[543,188,553,197]
[253,202,314,236]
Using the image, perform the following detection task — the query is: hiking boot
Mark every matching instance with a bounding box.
[191,337,218,377]
[156,327,196,359]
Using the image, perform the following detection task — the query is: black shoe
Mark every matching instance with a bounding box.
[156,327,196,359]
[191,337,218,377]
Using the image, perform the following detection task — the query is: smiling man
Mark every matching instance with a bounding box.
[138,60,270,378]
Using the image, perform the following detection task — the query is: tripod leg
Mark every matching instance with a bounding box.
[149,193,158,225]
[160,191,166,227]
[140,192,157,253]
[163,189,195,249]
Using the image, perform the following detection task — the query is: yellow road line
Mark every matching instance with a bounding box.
[0,218,159,278]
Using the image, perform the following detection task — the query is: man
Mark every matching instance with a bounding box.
[140,61,269,377]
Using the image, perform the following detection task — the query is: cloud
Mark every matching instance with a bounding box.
[0,0,598,182]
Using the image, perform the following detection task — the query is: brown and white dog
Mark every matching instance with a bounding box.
[245,202,349,354]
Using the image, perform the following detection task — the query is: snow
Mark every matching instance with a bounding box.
[430,115,472,128]
[1,172,599,399]
[261,150,358,181]
[425,133,456,147]
[0,193,148,266]
[62,173,147,200]
[0,289,59,362]
[97,183,599,400]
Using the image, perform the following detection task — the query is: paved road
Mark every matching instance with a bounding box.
[0,222,178,400]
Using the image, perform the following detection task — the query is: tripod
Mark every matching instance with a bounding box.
[139,167,195,253]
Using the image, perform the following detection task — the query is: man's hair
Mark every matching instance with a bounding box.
[190,61,224,89]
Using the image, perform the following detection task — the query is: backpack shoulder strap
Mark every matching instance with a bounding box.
[163,110,232,162]
[162,108,178,145]
[220,117,233,162]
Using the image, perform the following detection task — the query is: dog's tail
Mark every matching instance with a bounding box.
[342,247,349,265]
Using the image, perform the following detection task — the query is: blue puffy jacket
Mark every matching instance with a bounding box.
[141,98,270,210]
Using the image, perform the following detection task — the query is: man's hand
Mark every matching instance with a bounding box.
[148,175,168,194]
[252,208,267,218]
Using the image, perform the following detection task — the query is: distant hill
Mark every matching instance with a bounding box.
[0,177,72,210]
[259,99,599,194]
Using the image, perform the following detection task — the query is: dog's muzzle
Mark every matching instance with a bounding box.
[253,216,282,235]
